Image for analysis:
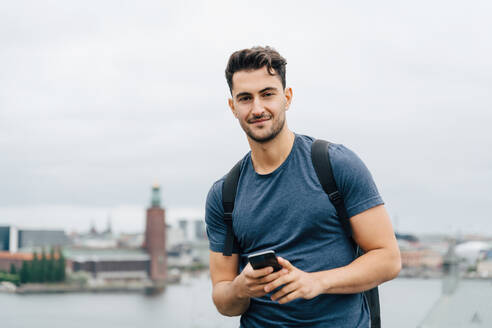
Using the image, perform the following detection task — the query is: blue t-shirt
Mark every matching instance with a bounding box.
[205,134,383,328]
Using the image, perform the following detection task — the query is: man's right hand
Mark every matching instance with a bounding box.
[234,262,288,299]
[209,251,287,316]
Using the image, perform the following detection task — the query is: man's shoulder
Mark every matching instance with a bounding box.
[327,143,358,164]
[209,177,224,193]
[206,174,227,207]
[207,151,251,202]
[294,133,315,146]
[297,134,357,164]
[305,137,370,186]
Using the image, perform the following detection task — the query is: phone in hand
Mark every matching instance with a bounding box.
[248,250,282,272]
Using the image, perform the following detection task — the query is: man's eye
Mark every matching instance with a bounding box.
[239,96,251,102]
[263,93,273,97]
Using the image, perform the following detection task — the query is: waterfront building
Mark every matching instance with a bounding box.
[68,184,168,284]
[117,232,145,248]
[194,220,206,240]
[178,219,189,239]
[400,247,443,270]
[71,226,118,249]
[143,183,167,282]
[0,225,69,253]
[398,236,444,278]
[476,249,492,278]
[173,218,207,244]
[18,229,70,249]
[0,251,33,272]
[67,248,151,283]
[454,241,492,266]
[0,226,17,252]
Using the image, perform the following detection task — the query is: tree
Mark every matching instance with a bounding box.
[31,251,40,282]
[47,248,56,282]
[56,250,66,282]
[41,249,49,283]
[9,263,17,275]
[20,261,30,284]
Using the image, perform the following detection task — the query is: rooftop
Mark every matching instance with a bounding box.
[0,251,33,261]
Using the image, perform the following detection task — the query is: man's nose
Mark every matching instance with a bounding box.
[251,97,264,116]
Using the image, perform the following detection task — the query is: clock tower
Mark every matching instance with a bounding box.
[144,183,167,282]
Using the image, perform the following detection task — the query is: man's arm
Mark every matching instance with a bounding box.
[209,251,287,316]
[265,204,401,303]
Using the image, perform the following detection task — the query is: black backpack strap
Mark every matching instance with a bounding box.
[311,139,381,328]
[367,288,381,328]
[311,139,352,238]
[221,160,242,256]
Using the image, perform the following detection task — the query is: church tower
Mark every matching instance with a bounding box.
[144,183,167,282]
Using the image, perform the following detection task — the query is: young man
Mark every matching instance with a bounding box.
[205,46,401,327]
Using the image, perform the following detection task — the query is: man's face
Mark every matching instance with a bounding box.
[228,66,292,143]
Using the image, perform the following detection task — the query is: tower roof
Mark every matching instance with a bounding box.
[151,184,162,208]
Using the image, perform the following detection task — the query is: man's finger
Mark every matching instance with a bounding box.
[264,272,293,293]
[248,265,274,278]
[277,257,295,270]
[271,281,298,301]
[277,289,301,304]
[258,268,288,284]
[251,285,268,294]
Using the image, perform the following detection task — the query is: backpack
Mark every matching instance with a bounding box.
[221,139,381,328]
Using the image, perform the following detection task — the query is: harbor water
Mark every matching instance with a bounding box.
[1,274,442,328]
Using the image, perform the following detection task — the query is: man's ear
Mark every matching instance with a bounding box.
[284,87,293,110]
[228,98,238,118]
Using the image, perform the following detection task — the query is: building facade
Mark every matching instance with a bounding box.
[144,184,167,282]
[0,226,69,253]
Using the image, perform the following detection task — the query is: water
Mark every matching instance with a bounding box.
[1,275,442,328]
[379,278,441,327]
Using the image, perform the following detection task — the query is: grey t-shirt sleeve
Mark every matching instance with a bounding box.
[329,144,384,218]
[205,179,240,254]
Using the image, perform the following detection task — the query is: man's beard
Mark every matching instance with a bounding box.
[243,114,286,143]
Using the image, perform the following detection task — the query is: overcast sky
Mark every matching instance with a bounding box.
[1,1,491,235]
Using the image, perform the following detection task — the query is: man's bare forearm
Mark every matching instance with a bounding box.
[212,278,250,316]
[317,248,401,294]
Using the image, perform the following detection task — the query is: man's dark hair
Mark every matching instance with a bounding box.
[225,46,287,93]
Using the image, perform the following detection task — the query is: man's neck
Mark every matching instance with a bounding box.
[248,128,296,175]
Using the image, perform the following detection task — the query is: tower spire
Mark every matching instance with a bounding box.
[151,183,161,208]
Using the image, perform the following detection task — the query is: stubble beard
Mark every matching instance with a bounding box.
[243,113,286,144]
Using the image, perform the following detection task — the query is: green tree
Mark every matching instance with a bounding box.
[20,260,30,284]
[40,249,47,283]
[47,248,56,282]
[9,263,17,275]
[56,250,66,282]
[31,251,40,282]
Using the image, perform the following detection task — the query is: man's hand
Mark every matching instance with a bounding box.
[210,251,287,316]
[264,257,323,304]
[234,262,288,299]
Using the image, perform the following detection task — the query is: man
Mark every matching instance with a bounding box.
[205,46,401,327]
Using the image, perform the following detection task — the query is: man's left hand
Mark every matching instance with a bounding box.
[264,257,323,304]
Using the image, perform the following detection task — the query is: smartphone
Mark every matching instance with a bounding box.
[248,250,282,272]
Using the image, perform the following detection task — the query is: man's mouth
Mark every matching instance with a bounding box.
[248,116,271,124]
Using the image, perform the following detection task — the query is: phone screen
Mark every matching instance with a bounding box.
[248,250,282,272]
